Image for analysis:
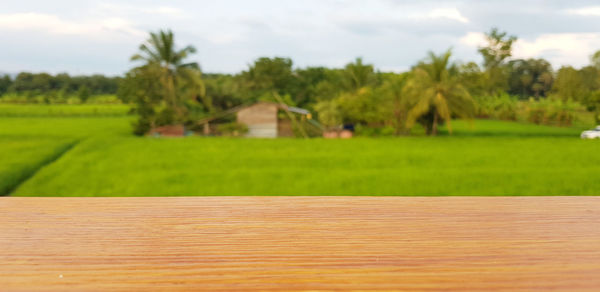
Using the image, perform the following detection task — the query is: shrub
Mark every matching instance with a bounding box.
[524,98,584,127]
[475,93,518,121]
[132,103,155,136]
[132,118,152,136]
[355,124,396,137]
[86,95,123,104]
[217,122,248,137]
[0,93,29,104]
[66,97,82,105]
[314,100,342,130]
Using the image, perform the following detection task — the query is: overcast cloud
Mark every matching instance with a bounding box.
[2,0,600,75]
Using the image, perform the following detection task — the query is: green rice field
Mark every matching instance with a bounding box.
[0,105,598,196]
[0,104,130,117]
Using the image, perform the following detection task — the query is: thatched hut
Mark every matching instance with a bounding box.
[200,102,314,138]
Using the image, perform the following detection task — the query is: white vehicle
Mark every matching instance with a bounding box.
[581,126,600,139]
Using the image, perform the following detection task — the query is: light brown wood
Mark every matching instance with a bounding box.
[1,197,599,291]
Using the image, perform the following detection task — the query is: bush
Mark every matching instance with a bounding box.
[355,124,396,137]
[66,97,82,105]
[0,92,123,105]
[0,93,29,103]
[217,122,248,137]
[132,102,155,136]
[86,95,123,104]
[475,93,589,127]
[524,98,584,127]
[314,100,342,130]
[132,118,152,136]
[155,107,176,127]
[475,93,518,121]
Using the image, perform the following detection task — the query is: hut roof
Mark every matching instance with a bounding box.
[287,106,310,115]
[198,102,310,124]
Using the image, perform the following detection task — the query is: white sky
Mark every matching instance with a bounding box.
[1,0,600,75]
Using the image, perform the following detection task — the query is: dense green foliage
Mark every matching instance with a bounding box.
[121,29,208,135]
[404,50,475,135]
[507,58,554,98]
[0,73,120,103]
[197,29,600,135]
[3,28,600,136]
[474,94,593,127]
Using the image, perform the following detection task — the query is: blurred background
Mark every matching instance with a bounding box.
[1,0,599,197]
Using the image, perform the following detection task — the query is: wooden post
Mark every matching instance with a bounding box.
[203,123,210,136]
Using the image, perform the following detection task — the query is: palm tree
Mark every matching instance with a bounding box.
[314,99,343,131]
[404,50,475,135]
[381,74,410,135]
[343,57,375,91]
[131,29,206,121]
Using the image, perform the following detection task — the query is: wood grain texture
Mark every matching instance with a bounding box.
[1,197,599,291]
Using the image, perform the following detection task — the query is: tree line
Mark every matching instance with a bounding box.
[0,73,121,103]
[3,28,600,135]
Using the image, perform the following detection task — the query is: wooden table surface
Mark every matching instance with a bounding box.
[1,197,599,291]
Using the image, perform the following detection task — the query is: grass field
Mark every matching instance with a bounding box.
[0,138,76,195]
[0,104,130,117]
[11,135,600,196]
[1,106,597,196]
[0,114,132,196]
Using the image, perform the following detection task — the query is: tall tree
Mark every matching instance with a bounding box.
[11,73,35,93]
[404,50,475,135]
[552,66,586,102]
[507,58,553,98]
[241,57,296,101]
[0,75,11,95]
[119,65,167,135]
[336,87,386,126]
[342,57,375,92]
[125,29,207,134]
[478,28,518,94]
[579,65,600,92]
[203,74,244,111]
[381,73,411,135]
[131,29,206,120]
[458,62,487,96]
[592,50,600,70]
[479,28,518,69]
[314,100,342,130]
[293,67,328,108]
